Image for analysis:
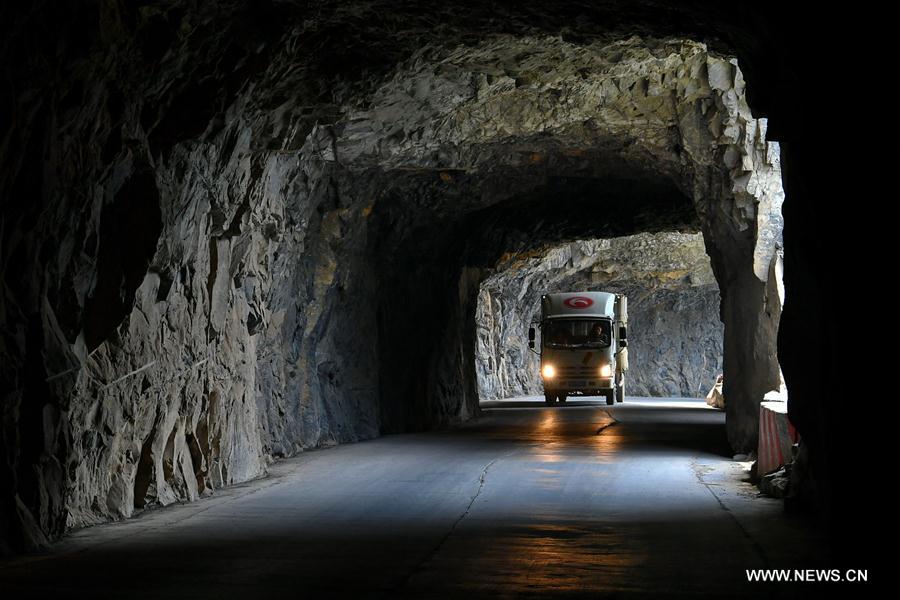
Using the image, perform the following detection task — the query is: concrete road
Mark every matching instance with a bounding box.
[1,397,828,598]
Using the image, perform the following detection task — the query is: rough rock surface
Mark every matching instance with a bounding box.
[0,3,785,551]
[337,34,783,444]
[476,233,723,400]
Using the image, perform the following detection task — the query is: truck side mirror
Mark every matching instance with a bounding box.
[528,326,535,349]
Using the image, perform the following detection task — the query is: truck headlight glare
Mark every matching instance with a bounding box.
[542,364,556,379]
[600,364,612,378]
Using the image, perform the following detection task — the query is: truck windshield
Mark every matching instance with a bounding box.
[543,319,611,349]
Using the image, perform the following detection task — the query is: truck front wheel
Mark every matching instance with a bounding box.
[558,392,568,403]
[605,390,614,405]
[544,391,555,404]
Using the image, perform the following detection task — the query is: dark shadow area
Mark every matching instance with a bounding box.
[0,518,831,600]
[82,169,162,352]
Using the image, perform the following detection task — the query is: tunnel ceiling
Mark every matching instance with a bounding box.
[1,0,801,554]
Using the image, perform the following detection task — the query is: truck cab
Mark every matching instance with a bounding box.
[529,292,628,405]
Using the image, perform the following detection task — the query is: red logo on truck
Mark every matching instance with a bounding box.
[563,296,593,309]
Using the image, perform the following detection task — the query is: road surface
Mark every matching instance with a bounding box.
[1,397,827,598]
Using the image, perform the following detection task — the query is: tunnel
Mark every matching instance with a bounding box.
[475,231,726,403]
[0,0,874,594]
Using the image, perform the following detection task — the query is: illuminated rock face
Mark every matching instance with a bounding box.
[476,233,724,400]
[1,3,792,551]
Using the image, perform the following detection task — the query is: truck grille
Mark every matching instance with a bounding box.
[558,366,599,378]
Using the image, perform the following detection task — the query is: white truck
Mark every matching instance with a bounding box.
[528,292,628,405]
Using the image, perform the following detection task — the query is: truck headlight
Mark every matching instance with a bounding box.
[599,364,612,377]
[541,364,556,379]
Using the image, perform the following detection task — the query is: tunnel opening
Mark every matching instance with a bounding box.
[475,231,724,405]
[367,167,700,434]
[1,1,863,568]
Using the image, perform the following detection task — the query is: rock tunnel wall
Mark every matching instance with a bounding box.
[476,233,723,400]
[1,2,790,551]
